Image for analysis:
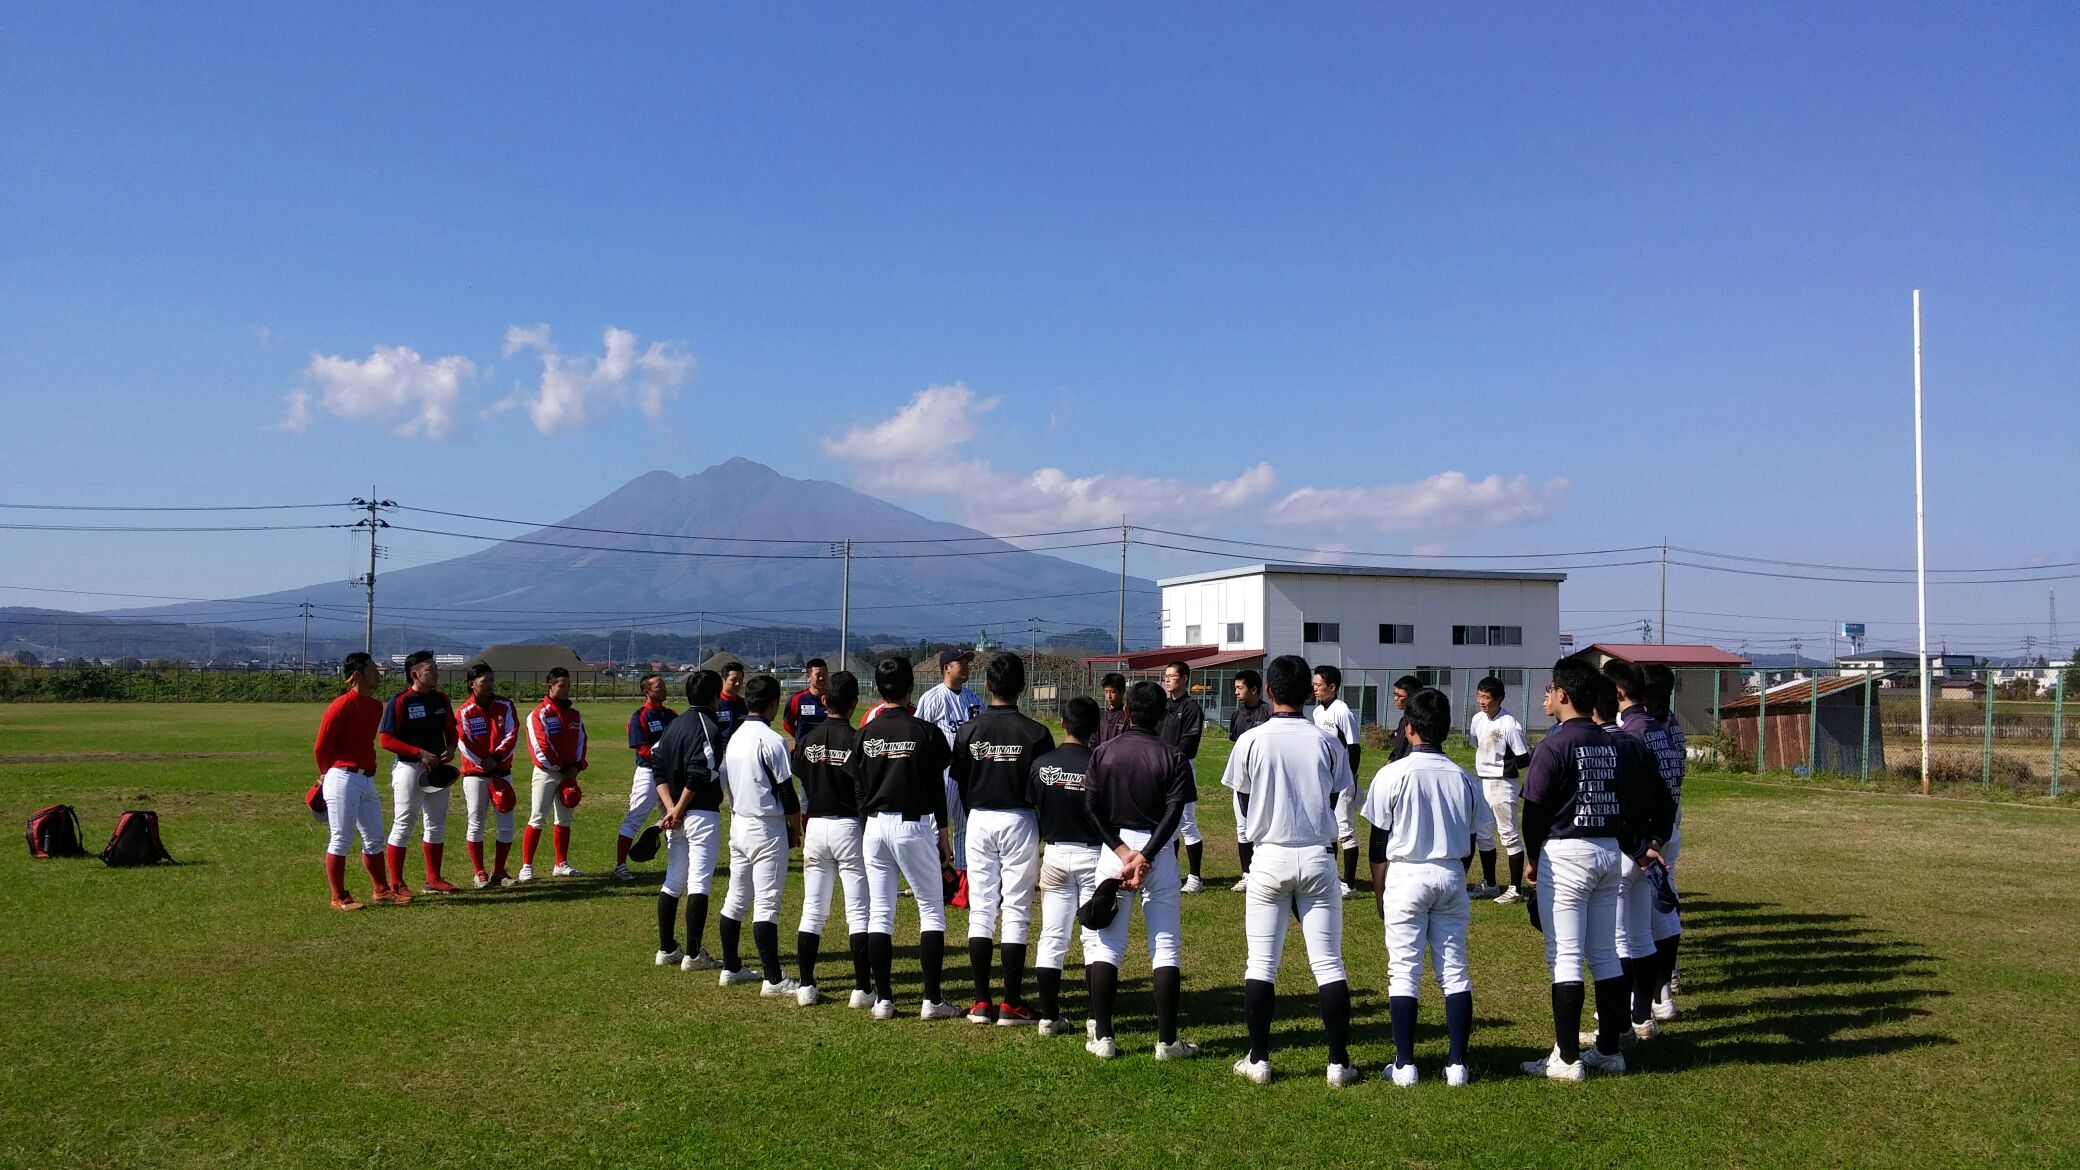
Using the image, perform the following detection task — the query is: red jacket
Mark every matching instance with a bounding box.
[528,697,588,773]
[314,690,382,776]
[456,695,519,776]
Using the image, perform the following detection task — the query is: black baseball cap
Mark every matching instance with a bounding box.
[1079,877,1122,930]
[937,647,974,668]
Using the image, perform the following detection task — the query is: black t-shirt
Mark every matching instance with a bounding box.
[1160,694,1204,760]
[791,718,860,819]
[845,709,954,821]
[381,688,455,760]
[1523,717,1620,842]
[1094,706,1131,747]
[1084,727,1195,856]
[650,707,724,812]
[1029,742,1102,846]
[951,706,1055,812]
[1228,700,1271,741]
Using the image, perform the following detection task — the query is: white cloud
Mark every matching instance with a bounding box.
[1267,471,1566,533]
[248,324,278,347]
[821,382,998,462]
[499,324,694,435]
[276,345,474,440]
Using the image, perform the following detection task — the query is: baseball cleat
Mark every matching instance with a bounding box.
[995,1003,1037,1026]
[1326,1063,1360,1087]
[423,876,460,894]
[611,864,635,882]
[1086,1018,1099,1042]
[682,949,723,972]
[760,977,802,998]
[552,863,583,878]
[870,999,897,1020]
[388,884,414,905]
[1493,887,1523,905]
[719,967,761,987]
[1339,882,1359,900]
[1468,883,1500,899]
[919,1000,963,1021]
[1181,874,1204,894]
[1233,1056,1273,1085]
[1036,1018,1068,1037]
[796,984,820,1007]
[1653,991,1680,1022]
[1230,877,1249,892]
[1389,1063,1419,1088]
[966,1000,995,1025]
[1444,1063,1470,1087]
[848,989,875,1009]
[1669,964,1684,992]
[516,865,536,883]
[1580,1028,1637,1052]
[1633,1019,1661,1042]
[493,871,516,887]
[1154,1039,1200,1061]
[1522,1048,1587,1082]
[1580,1046,1627,1074]
[1085,1036,1118,1061]
[654,947,685,966]
[472,871,492,890]
[368,886,396,906]
[329,896,364,912]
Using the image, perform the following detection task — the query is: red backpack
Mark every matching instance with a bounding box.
[100,810,174,867]
[25,804,87,859]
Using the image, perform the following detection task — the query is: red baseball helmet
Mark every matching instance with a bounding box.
[558,780,583,809]
[490,776,517,813]
[304,782,327,824]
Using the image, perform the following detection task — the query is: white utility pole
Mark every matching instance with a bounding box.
[1912,290,1931,797]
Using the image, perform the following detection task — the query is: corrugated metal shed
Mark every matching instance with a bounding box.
[1718,674,1885,773]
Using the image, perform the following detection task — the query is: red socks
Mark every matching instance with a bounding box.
[466,840,485,875]
[324,853,349,900]
[553,825,571,866]
[424,842,444,883]
[385,843,407,888]
[494,839,512,873]
[359,851,386,889]
[522,826,541,866]
[616,833,632,866]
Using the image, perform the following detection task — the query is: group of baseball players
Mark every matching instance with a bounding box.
[309,643,1689,1087]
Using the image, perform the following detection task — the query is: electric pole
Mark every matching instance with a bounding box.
[1658,538,1668,645]
[834,539,851,672]
[349,494,394,655]
[299,601,312,668]
[1638,618,1653,642]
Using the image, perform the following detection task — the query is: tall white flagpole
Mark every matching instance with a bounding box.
[1913,290,1931,797]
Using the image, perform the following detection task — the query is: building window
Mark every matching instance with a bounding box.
[1485,667,1526,686]
[1415,667,1453,687]
[1303,622,1340,644]
[1184,625,1202,643]
[1378,623,1414,644]
[1452,624,1522,646]
[1225,622,1244,643]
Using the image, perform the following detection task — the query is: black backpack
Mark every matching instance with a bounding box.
[26,804,87,859]
[101,809,174,867]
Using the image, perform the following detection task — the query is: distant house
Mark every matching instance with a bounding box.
[470,643,598,685]
[1717,675,1885,774]
[1836,650,1975,687]
[1937,678,1988,702]
[1578,644,1751,740]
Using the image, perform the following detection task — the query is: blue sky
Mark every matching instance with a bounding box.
[3,3,2076,657]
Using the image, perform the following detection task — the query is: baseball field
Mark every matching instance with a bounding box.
[3,703,2076,1169]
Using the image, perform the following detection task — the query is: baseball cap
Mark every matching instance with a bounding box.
[937,647,974,668]
[1079,877,1123,930]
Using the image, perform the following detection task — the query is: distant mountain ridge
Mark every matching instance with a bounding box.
[105,459,1160,644]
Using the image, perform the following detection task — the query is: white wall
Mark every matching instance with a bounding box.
[1260,572,1561,671]
[1161,574,1265,649]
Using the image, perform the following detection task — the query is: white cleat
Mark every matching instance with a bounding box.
[552,863,582,878]
[516,864,536,882]
[611,864,634,882]
[1493,887,1523,905]
[870,999,897,1020]
[1633,1019,1661,1042]
[1580,1028,1637,1052]
[796,984,821,1007]
[682,949,723,972]
[848,989,876,1009]
[472,872,492,890]
[719,967,761,987]
[1085,1036,1118,1061]
[1389,1062,1419,1088]
[1522,1047,1587,1082]
[1154,1039,1199,1061]
[1445,1063,1470,1087]
[1230,877,1249,892]
[1340,882,1359,900]
[919,999,963,1021]
[654,946,685,966]
[1653,992,1680,1022]
[1086,1018,1099,1042]
[1233,1056,1273,1085]
[760,977,802,998]
[1326,1062,1360,1087]
[1036,1018,1068,1037]
[1180,874,1203,894]
[1580,1045,1627,1074]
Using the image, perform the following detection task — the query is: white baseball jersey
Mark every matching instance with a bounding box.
[1361,746,1484,864]
[1468,708,1529,779]
[1311,698,1359,750]
[722,719,794,818]
[1220,713,1353,849]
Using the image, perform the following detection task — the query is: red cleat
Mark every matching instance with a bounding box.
[994,1003,1037,1026]
[369,886,396,906]
[330,895,364,912]
[388,884,414,905]
[423,876,460,893]
[966,1000,994,1024]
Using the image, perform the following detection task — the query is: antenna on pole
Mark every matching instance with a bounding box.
[1912,290,1931,797]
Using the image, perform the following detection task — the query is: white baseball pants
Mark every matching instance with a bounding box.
[942,775,967,873]
[1653,815,1684,940]
[1537,837,1623,983]
[1034,841,1101,971]
[387,760,451,846]
[461,775,515,844]
[864,812,947,934]
[659,808,721,898]
[618,765,658,839]
[800,816,869,936]
[1615,852,1657,960]
[1333,790,1358,852]
[528,767,573,830]
[1083,828,1182,970]
[322,767,384,857]
[1381,859,1472,998]
[722,813,789,924]
[1474,775,1523,855]
[1232,791,1249,845]
[1243,842,1347,986]
[1176,800,1203,847]
[964,808,1040,944]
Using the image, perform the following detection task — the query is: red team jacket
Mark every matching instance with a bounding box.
[456,695,520,776]
[313,690,383,776]
[528,697,588,774]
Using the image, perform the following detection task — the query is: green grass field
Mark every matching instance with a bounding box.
[4,703,2077,1169]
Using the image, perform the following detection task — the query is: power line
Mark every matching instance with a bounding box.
[0,501,350,512]
[0,521,354,533]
